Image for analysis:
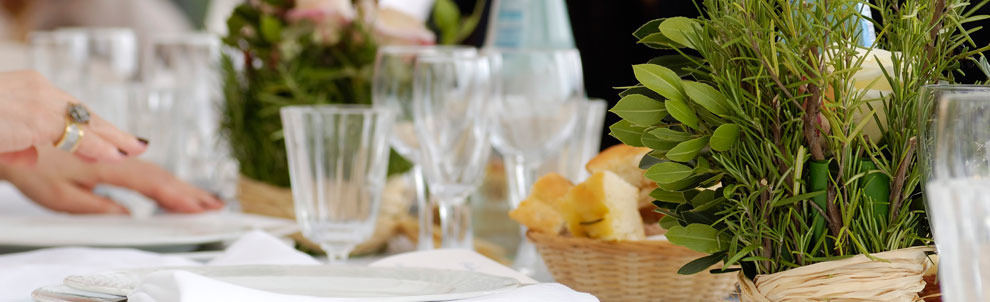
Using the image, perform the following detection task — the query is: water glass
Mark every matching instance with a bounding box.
[539,98,608,181]
[485,48,584,209]
[412,55,492,249]
[29,30,87,96]
[925,89,990,301]
[281,105,394,262]
[372,45,478,250]
[145,33,237,200]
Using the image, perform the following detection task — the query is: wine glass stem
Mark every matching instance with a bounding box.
[504,156,538,211]
[411,165,435,250]
[437,196,473,250]
[320,243,355,264]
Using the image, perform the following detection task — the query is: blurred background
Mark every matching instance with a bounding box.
[2,0,986,149]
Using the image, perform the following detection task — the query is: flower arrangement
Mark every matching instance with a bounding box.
[610,0,989,282]
[220,0,482,186]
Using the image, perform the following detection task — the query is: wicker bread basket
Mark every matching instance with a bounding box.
[527,230,736,302]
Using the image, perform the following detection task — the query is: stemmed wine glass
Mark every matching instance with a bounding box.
[372,46,478,250]
[485,48,584,274]
[485,48,584,209]
[281,105,394,262]
[920,86,990,301]
[411,55,492,249]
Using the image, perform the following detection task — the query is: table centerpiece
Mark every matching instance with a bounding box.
[609,0,989,300]
[219,0,482,254]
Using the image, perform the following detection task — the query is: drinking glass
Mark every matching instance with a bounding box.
[412,55,492,250]
[372,45,478,250]
[145,33,237,200]
[29,30,87,96]
[281,105,394,262]
[485,48,584,275]
[925,90,990,301]
[539,98,608,181]
[485,48,584,210]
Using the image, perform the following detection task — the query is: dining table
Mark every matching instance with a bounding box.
[0,183,599,302]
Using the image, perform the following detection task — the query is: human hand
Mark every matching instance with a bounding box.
[0,146,223,214]
[0,70,148,165]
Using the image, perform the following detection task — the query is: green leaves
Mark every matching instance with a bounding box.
[683,81,729,117]
[260,15,283,42]
[678,251,726,275]
[632,64,687,102]
[609,120,647,147]
[664,98,699,130]
[658,17,701,49]
[645,162,694,184]
[432,0,460,43]
[648,128,693,142]
[710,124,741,151]
[610,94,667,126]
[666,137,709,162]
[666,223,728,254]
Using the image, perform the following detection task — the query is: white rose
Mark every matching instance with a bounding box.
[373,7,436,46]
[288,0,356,25]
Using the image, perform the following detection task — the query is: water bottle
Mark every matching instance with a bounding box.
[484,0,575,49]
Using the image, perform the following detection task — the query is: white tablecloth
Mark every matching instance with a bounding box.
[0,230,597,302]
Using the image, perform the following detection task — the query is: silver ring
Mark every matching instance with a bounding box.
[54,122,84,152]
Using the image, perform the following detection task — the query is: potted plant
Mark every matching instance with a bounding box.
[609,0,988,300]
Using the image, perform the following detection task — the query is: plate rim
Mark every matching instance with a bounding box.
[64,265,521,301]
[0,213,298,248]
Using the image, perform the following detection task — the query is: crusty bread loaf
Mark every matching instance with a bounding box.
[561,171,646,241]
[585,144,658,208]
[508,173,574,234]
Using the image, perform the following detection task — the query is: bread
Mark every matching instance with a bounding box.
[585,144,658,208]
[561,171,646,241]
[508,173,574,234]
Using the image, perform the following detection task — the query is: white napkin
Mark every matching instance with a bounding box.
[127,233,597,302]
[369,249,539,285]
[129,270,596,302]
[0,247,198,301]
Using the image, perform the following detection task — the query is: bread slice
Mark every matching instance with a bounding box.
[585,144,658,208]
[508,173,574,234]
[561,171,646,241]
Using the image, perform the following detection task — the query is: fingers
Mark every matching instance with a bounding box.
[96,159,223,213]
[49,183,130,214]
[85,115,147,156]
[42,92,147,161]
[71,124,127,162]
[0,148,38,166]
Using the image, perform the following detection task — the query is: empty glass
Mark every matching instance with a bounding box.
[485,48,584,209]
[485,48,584,276]
[925,89,990,301]
[281,105,394,262]
[372,45,478,250]
[539,98,608,181]
[29,30,87,96]
[145,33,237,200]
[412,55,492,249]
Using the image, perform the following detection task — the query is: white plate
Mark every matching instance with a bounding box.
[0,213,298,250]
[64,265,520,301]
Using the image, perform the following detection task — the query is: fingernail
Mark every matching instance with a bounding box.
[137,137,149,146]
